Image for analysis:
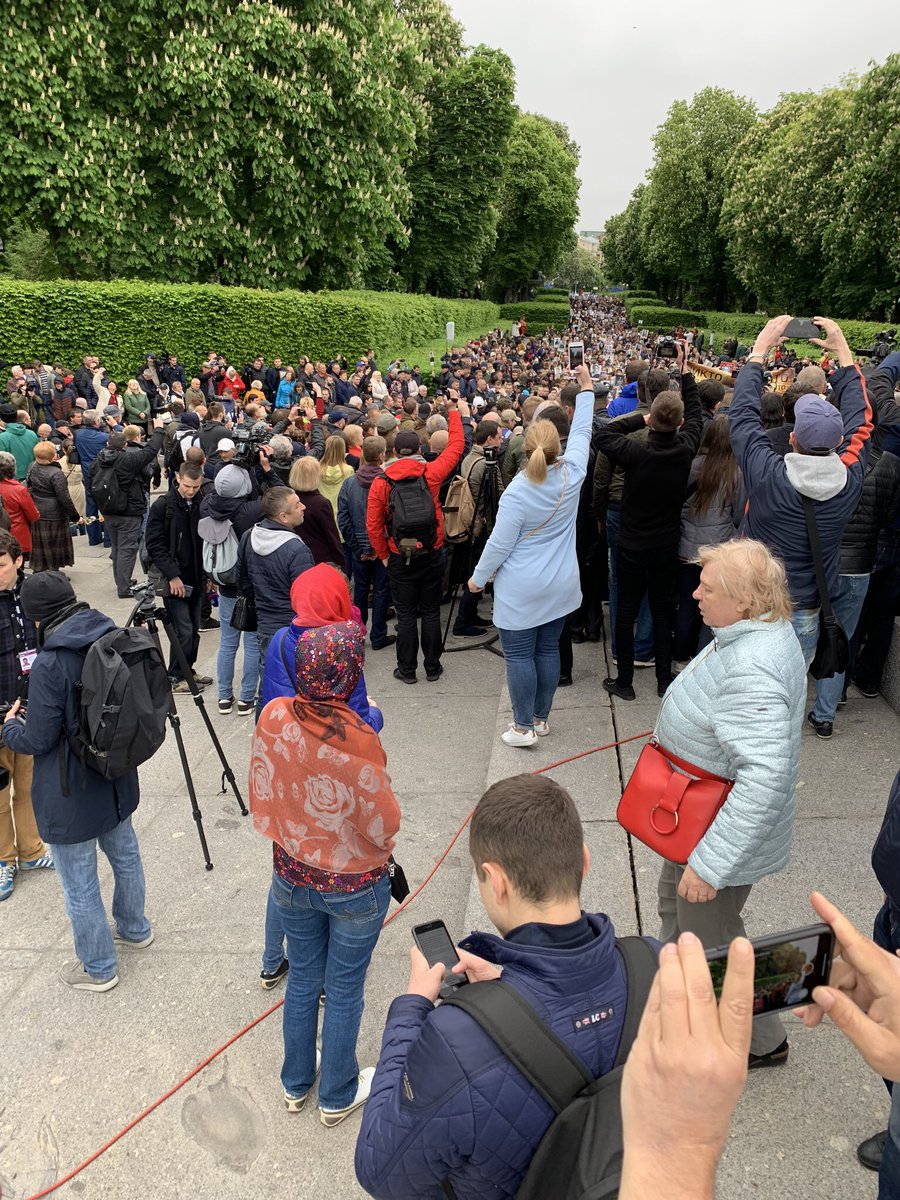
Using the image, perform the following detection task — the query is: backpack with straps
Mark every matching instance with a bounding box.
[63,627,170,786]
[89,456,129,515]
[440,936,657,1200]
[198,515,239,588]
[443,462,480,544]
[387,471,437,556]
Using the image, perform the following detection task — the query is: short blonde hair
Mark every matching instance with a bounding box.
[33,441,57,463]
[289,455,320,492]
[344,424,363,448]
[697,539,792,622]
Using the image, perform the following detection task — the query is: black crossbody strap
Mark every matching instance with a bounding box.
[441,978,590,1113]
[800,495,834,619]
[611,935,660,1068]
[440,936,658,1113]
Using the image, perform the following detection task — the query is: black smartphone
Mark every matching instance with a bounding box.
[783,318,822,340]
[568,342,585,370]
[706,922,835,1016]
[412,920,468,995]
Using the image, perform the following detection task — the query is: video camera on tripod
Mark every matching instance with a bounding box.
[232,422,273,466]
[855,329,896,366]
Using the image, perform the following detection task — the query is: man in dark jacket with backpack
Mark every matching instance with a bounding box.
[1,572,153,992]
[366,409,464,683]
[356,774,657,1199]
[338,435,394,651]
[90,418,165,597]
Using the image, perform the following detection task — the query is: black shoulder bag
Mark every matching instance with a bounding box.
[801,494,849,680]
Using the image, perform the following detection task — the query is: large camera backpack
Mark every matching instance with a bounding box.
[62,626,170,789]
[440,936,657,1200]
[387,470,437,553]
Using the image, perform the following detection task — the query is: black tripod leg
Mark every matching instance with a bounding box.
[156,607,249,817]
[136,618,215,870]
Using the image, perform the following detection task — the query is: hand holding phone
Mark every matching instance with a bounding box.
[568,341,585,370]
[706,922,834,1016]
[412,920,468,1000]
[782,318,823,340]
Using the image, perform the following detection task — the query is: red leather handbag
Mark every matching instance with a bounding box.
[616,739,733,864]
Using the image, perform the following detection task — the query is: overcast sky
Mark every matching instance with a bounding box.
[448,0,900,229]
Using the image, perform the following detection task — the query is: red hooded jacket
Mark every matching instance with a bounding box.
[366,409,464,559]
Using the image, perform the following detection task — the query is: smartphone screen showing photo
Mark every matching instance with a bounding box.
[708,926,834,1016]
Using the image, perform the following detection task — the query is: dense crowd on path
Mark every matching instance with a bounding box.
[2,293,900,1199]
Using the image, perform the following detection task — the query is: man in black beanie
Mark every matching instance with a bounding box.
[1,572,152,992]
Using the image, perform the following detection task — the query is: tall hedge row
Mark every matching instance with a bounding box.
[498,300,570,329]
[702,311,889,350]
[628,306,707,330]
[0,280,499,379]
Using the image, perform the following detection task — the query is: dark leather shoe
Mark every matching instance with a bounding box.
[470,614,493,627]
[807,711,833,738]
[857,1130,887,1172]
[602,676,635,701]
[392,668,416,685]
[570,628,586,644]
[748,1038,789,1069]
[557,672,573,687]
[657,677,674,698]
[425,664,444,682]
[370,635,397,650]
[453,625,488,637]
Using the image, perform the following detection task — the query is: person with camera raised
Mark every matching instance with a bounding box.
[728,314,873,665]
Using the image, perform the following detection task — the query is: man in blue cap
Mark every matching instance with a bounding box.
[729,315,873,665]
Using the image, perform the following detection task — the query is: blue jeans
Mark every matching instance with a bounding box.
[498,616,567,731]
[790,606,820,669]
[50,816,150,980]
[353,557,391,644]
[811,574,870,722]
[216,593,259,702]
[263,884,286,974]
[606,508,652,659]
[271,870,390,1108]
[84,488,111,547]
[256,631,275,720]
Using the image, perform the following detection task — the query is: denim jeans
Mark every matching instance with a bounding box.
[790,605,820,669]
[271,869,390,1108]
[50,816,150,980]
[263,883,286,974]
[353,557,391,644]
[84,488,111,547]
[811,574,870,723]
[498,616,567,730]
[606,508,652,659]
[216,593,259,702]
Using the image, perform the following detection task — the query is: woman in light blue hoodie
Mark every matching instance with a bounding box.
[469,365,594,747]
[653,538,806,1065]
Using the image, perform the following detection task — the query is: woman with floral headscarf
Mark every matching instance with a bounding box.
[250,620,401,1126]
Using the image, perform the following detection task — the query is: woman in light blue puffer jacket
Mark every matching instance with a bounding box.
[654,538,806,1065]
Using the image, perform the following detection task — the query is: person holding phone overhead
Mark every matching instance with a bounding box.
[646,538,806,1067]
[467,362,595,748]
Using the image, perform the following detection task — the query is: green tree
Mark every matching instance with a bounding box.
[639,87,756,309]
[486,113,580,302]
[552,245,606,291]
[720,90,850,314]
[400,45,516,295]
[0,0,427,289]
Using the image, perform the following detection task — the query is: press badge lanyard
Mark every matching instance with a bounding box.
[9,590,36,677]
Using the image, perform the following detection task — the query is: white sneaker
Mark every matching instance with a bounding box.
[501,724,537,748]
[320,1065,375,1127]
[533,720,550,737]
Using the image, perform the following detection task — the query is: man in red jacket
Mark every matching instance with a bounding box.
[367,408,464,683]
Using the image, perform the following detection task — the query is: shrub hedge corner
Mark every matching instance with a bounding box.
[627,305,707,331]
[498,300,570,329]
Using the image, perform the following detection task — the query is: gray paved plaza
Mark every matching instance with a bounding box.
[1,534,897,1199]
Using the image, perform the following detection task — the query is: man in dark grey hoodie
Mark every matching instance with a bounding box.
[236,486,313,700]
[337,435,394,649]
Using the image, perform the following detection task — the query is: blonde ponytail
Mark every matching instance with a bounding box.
[524,419,561,485]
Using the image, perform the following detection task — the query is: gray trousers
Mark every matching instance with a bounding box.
[657,860,786,1056]
[104,514,143,597]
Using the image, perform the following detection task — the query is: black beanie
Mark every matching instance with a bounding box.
[20,571,76,621]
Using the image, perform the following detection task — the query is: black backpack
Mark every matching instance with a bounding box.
[89,456,128,515]
[440,936,657,1200]
[387,470,437,556]
[63,627,170,785]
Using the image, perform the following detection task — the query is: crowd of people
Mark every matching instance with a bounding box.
[2,292,900,1197]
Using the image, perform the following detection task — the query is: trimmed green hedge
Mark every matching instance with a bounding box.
[702,312,889,357]
[541,287,570,297]
[498,300,570,329]
[628,305,707,330]
[619,290,658,300]
[0,280,499,380]
[623,296,665,314]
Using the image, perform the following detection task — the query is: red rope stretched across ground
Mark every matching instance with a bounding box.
[21,729,651,1200]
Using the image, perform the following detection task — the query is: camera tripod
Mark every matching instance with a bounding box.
[125,584,247,870]
[442,455,503,659]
